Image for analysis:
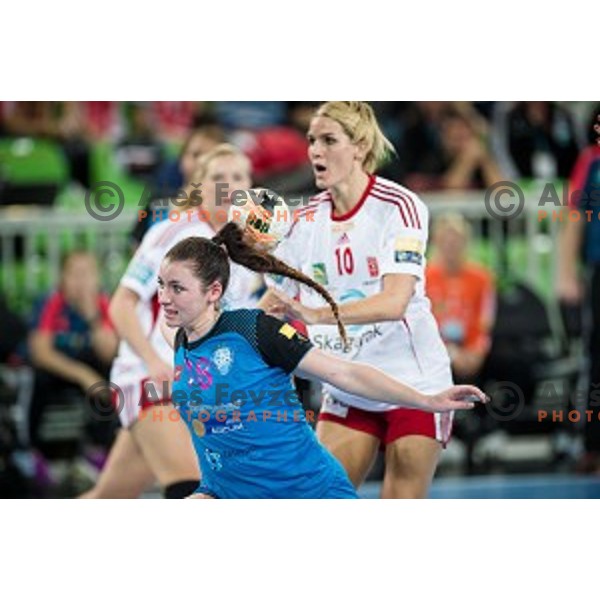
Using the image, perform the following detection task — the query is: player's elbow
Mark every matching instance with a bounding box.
[380,300,407,322]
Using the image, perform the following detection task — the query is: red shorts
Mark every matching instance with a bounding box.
[318,394,453,447]
[111,378,171,429]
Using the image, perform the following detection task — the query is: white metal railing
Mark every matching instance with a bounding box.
[0,206,137,310]
[0,191,561,312]
[424,190,560,293]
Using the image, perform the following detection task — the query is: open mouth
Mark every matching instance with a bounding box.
[314,164,327,174]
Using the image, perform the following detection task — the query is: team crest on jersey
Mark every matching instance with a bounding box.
[367,257,379,278]
[336,233,351,246]
[212,346,234,376]
[312,263,329,285]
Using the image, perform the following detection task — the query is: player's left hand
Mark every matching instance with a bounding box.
[427,385,489,412]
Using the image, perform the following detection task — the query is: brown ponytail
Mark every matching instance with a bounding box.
[213,223,348,345]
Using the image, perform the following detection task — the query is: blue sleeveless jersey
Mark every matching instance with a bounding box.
[172,309,357,499]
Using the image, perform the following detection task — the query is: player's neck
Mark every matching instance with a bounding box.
[185,308,220,342]
[330,170,370,215]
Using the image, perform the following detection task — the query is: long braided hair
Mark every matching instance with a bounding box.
[164,222,348,345]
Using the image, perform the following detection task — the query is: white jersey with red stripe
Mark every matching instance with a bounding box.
[110,217,263,388]
[270,175,452,412]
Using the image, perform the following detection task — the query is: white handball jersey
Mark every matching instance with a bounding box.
[270,175,452,411]
[110,217,263,387]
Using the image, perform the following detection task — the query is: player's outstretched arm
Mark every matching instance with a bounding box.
[294,348,487,413]
[266,274,417,326]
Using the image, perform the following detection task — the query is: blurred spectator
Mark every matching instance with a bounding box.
[212,101,310,188]
[426,213,496,382]
[28,251,119,458]
[131,124,226,247]
[557,109,600,472]
[214,101,288,130]
[368,102,412,182]
[403,104,503,191]
[494,101,581,180]
[399,101,448,183]
[153,124,226,198]
[115,102,164,184]
[152,101,196,140]
[82,101,122,140]
[2,101,91,188]
[436,109,504,190]
[288,101,322,134]
[584,103,600,145]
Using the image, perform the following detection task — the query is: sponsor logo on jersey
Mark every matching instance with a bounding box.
[192,419,206,437]
[313,324,383,353]
[210,422,244,435]
[395,236,424,265]
[395,250,423,265]
[321,395,349,418]
[312,263,329,285]
[204,448,223,471]
[336,233,351,246]
[367,256,379,278]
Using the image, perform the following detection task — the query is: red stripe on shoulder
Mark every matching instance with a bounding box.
[296,194,329,217]
[372,183,422,229]
[370,189,410,228]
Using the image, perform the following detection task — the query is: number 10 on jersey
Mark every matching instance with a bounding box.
[335,247,354,276]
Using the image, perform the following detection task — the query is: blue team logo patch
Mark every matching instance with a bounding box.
[395,250,423,265]
[212,346,234,375]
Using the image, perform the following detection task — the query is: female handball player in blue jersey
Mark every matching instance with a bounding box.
[158,223,486,499]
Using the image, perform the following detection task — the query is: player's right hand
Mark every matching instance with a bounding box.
[427,385,489,412]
